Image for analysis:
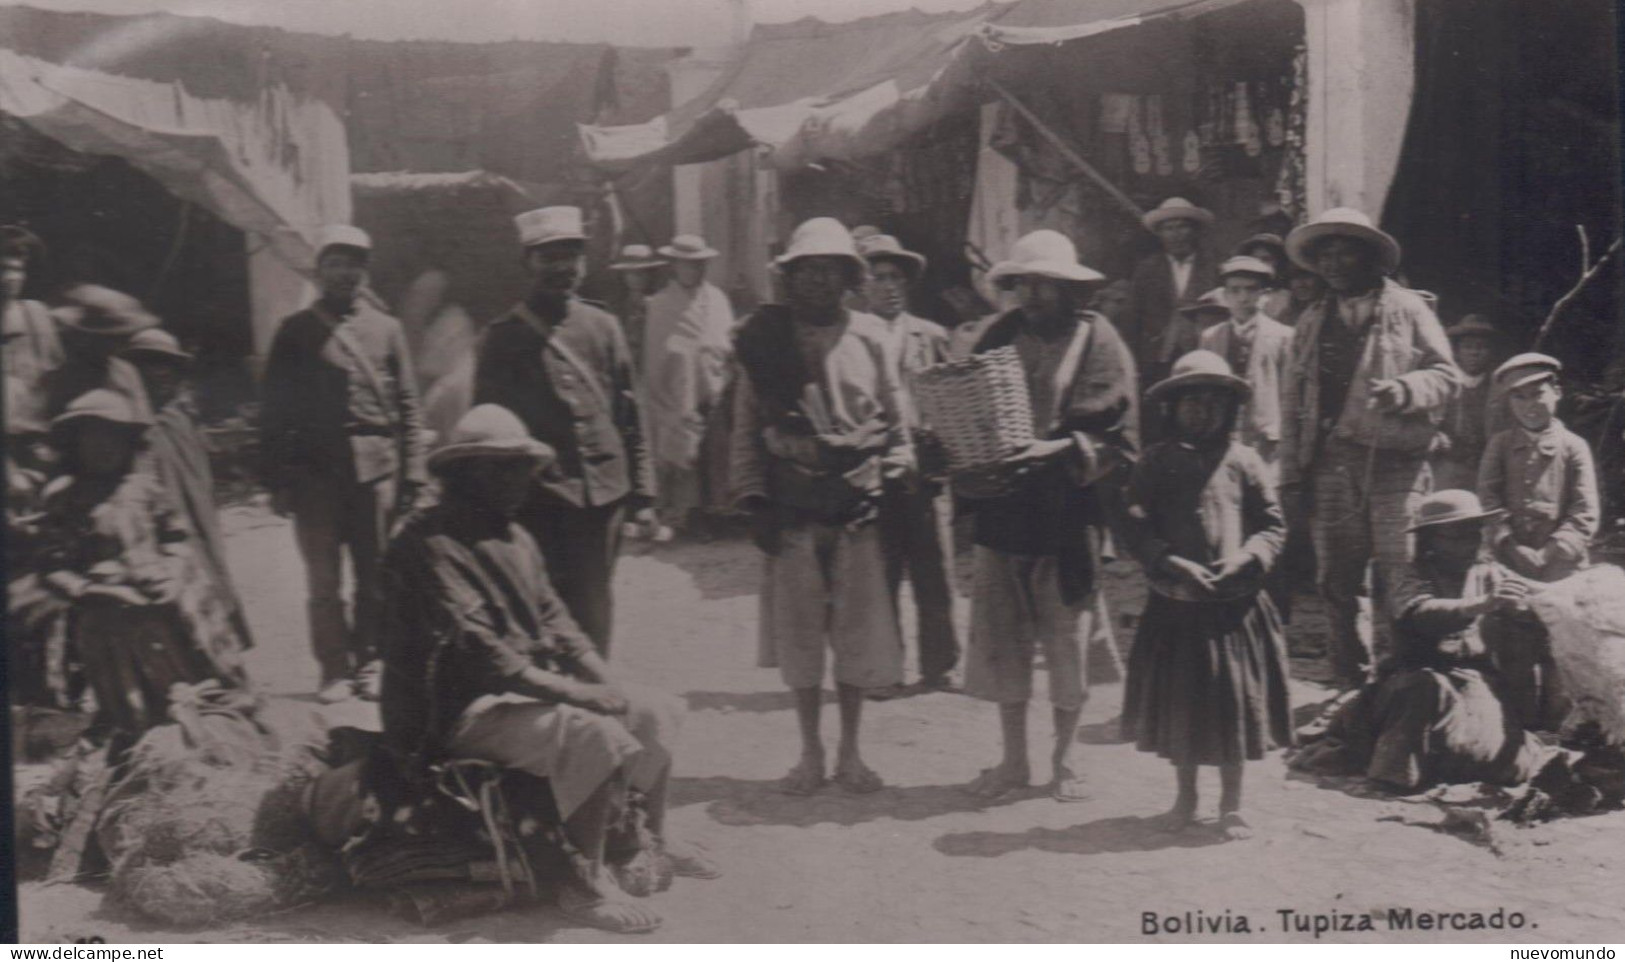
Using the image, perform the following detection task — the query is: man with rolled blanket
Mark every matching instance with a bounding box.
[957,229,1139,803]
[380,404,716,935]
[729,217,914,796]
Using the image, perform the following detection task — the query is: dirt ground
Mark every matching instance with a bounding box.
[16,505,1625,943]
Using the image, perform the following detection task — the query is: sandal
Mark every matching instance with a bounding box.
[832,761,884,795]
[779,761,826,796]
[556,886,662,934]
[962,766,1029,801]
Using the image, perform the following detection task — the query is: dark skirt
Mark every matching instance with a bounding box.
[1122,591,1295,766]
[73,599,220,739]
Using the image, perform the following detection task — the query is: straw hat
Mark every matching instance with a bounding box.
[1445,314,1499,342]
[1178,287,1231,318]
[1406,489,1505,532]
[1146,350,1251,403]
[986,230,1105,287]
[49,388,152,435]
[1493,352,1562,392]
[1143,197,1214,232]
[1286,207,1401,274]
[122,328,193,364]
[609,244,666,271]
[1218,255,1275,281]
[857,233,927,275]
[428,404,557,472]
[515,207,586,249]
[53,285,159,337]
[773,218,865,274]
[658,234,720,260]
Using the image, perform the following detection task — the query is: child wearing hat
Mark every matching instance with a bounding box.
[1431,315,1502,491]
[1120,350,1293,839]
[1476,353,1597,729]
[1199,256,1294,472]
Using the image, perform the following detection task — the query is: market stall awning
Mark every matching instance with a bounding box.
[0,47,351,268]
[581,0,1255,173]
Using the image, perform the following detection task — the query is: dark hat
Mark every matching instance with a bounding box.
[53,285,160,337]
[1445,314,1499,341]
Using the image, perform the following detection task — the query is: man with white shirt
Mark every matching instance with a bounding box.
[1126,198,1219,390]
[1198,255,1293,470]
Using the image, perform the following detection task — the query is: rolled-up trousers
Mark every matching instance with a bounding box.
[1308,440,1430,688]
[291,474,395,685]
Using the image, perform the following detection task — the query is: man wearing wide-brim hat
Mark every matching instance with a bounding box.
[1126,197,1220,387]
[473,206,656,657]
[380,404,715,935]
[857,232,960,697]
[606,243,666,370]
[259,224,428,703]
[730,216,913,795]
[40,283,157,425]
[959,228,1139,804]
[643,233,735,536]
[1278,206,1462,691]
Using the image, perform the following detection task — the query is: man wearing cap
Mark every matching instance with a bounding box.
[1199,256,1293,470]
[381,404,712,935]
[643,234,735,535]
[1432,315,1502,491]
[960,229,1138,802]
[1126,198,1220,387]
[1278,207,1462,690]
[2,226,65,467]
[41,284,155,424]
[858,233,959,696]
[607,244,666,372]
[730,217,913,795]
[124,328,254,654]
[260,225,428,702]
[474,206,656,656]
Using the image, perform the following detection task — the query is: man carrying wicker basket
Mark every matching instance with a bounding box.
[947,229,1140,803]
[729,218,915,796]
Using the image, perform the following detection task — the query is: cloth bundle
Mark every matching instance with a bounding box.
[1526,565,1625,743]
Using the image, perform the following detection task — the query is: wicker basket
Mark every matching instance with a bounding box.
[913,346,1035,472]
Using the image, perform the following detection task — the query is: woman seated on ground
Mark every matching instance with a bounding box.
[1292,490,1550,791]
[32,389,248,751]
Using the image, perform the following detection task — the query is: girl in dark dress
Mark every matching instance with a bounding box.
[1120,350,1294,839]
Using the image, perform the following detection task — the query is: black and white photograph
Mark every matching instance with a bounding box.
[2,0,1623,945]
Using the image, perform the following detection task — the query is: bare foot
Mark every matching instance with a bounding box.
[1149,804,1197,833]
[963,762,1030,800]
[1050,763,1090,803]
[833,758,884,794]
[779,754,826,795]
[1218,811,1254,840]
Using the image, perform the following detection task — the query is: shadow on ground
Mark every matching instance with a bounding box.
[672,775,1033,827]
[683,689,836,713]
[932,815,1230,857]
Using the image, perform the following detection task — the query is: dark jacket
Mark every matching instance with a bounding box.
[474,296,654,510]
[1125,248,1220,373]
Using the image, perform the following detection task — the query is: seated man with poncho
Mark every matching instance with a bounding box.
[379,404,716,935]
[1292,490,1551,791]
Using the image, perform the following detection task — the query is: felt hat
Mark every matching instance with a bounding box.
[428,404,557,472]
[609,244,666,271]
[857,233,928,275]
[773,218,865,274]
[52,285,159,337]
[315,224,373,259]
[49,388,152,435]
[1286,207,1401,274]
[1445,314,1500,342]
[1406,489,1505,532]
[1178,287,1231,318]
[1143,197,1214,232]
[1238,232,1287,264]
[658,234,720,260]
[1218,255,1276,281]
[515,206,586,249]
[986,230,1106,286]
[1146,349,1251,403]
[122,327,193,364]
[0,224,45,263]
[1493,352,1562,392]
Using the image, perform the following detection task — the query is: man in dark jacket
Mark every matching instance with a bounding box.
[1125,197,1219,389]
[260,225,428,702]
[473,206,657,656]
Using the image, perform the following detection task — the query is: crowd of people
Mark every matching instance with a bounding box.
[1,186,1607,931]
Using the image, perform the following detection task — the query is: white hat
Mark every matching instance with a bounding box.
[1219,255,1276,280]
[315,224,372,256]
[609,244,666,271]
[1143,197,1214,232]
[1286,207,1401,274]
[773,218,864,273]
[515,206,586,249]
[986,230,1106,286]
[857,233,928,274]
[1493,352,1562,392]
[1146,349,1251,404]
[428,404,557,472]
[658,234,720,260]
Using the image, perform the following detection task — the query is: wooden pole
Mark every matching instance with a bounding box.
[985,76,1145,223]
